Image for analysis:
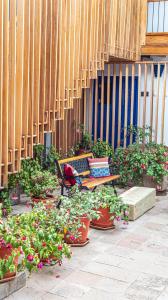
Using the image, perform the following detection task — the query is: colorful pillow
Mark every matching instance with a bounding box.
[64,164,82,186]
[88,157,110,178]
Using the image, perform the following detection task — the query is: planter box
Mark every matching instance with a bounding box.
[143,175,168,192]
[0,272,26,300]
[120,187,156,221]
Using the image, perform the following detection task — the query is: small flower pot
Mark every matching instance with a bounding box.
[91,207,115,230]
[143,174,168,192]
[65,217,90,246]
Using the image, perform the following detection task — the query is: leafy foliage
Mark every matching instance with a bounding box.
[91,139,114,158]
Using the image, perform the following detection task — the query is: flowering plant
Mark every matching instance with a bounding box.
[0,250,18,280]
[92,186,129,223]
[0,206,71,274]
[113,143,168,186]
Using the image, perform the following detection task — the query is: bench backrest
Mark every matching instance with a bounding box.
[56,153,93,178]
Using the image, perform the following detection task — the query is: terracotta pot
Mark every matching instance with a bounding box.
[65,217,90,245]
[31,196,56,209]
[0,271,16,283]
[91,207,114,228]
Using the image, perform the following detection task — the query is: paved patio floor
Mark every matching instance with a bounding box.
[6,190,168,300]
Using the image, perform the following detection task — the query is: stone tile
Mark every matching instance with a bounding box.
[117,233,149,250]
[50,282,90,298]
[81,261,139,283]
[41,292,67,299]
[94,253,130,267]
[157,288,168,300]
[6,287,46,300]
[79,287,122,300]
[63,270,103,287]
[125,273,168,300]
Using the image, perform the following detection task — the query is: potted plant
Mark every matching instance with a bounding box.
[113,142,168,191]
[0,251,18,283]
[20,170,58,207]
[0,189,12,217]
[75,124,92,155]
[59,187,99,246]
[91,186,129,229]
[91,139,114,159]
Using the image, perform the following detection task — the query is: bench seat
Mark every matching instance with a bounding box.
[56,153,120,195]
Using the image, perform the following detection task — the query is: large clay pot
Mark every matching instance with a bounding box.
[0,271,16,283]
[0,246,18,283]
[91,207,114,228]
[65,216,90,245]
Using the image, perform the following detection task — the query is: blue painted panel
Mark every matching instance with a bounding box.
[92,75,138,148]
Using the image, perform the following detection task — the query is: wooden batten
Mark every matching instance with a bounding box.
[0,0,148,183]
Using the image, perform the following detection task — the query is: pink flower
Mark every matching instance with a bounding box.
[116,216,121,222]
[163,152,168,157]
[58,245,63,251]
[141,164,146,170]
[70,235,75,241]
[6,243,12,249]
[123,221,128,226]
[37,262,43,269]
[20,249,24,255]
[27,254,34,262]
[124,211,129,216]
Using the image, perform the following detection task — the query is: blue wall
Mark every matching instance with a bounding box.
[92,76,138,148]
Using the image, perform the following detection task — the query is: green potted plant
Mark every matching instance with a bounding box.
[75,124,92,155]
[0,189,12,217]
[91,139,114,159]
[91,186,129,229]
[59,187,99,246]
[0,251,18,283]
[20,169,58,207]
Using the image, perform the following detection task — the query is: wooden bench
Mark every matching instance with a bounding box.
[56,153,120,195]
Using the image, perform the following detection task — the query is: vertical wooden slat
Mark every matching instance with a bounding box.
[94,79,98,142]
[2,0,9,184]
[112,64,116,149]
[142,63,147,133]
[137,64,141,127]
[149,63,154,142]
[155,63,160,143]
[89,81,93,135]
[0,0,3,186]
[117,64,123,147]
[106,64,111,143]
[22,0,30,157]
[9,0,16,169]
[15,0,25,170]
[130,64,135,144]
[161,63,167,144]
[124,64,129,147]
[100,70,104,141]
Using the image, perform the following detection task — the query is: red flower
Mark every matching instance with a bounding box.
[22,236,27,241]
[141,164,146,170]
[42,242,47,247]
[6,243,12,249]
[70,235,75,241]
[58,245,63,251]
[27,254,34,262]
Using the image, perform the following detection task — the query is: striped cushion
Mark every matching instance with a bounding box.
[88,157,110,178]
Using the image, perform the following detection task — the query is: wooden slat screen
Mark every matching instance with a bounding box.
[0,0,146,186]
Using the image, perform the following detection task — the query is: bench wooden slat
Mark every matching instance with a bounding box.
[82,175,120,189]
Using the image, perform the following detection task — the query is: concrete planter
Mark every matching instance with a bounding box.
[143,174,168,192]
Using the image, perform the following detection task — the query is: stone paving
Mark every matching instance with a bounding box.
[5,190,168,300]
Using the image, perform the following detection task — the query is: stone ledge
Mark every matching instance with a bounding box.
[0,272,26,300]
